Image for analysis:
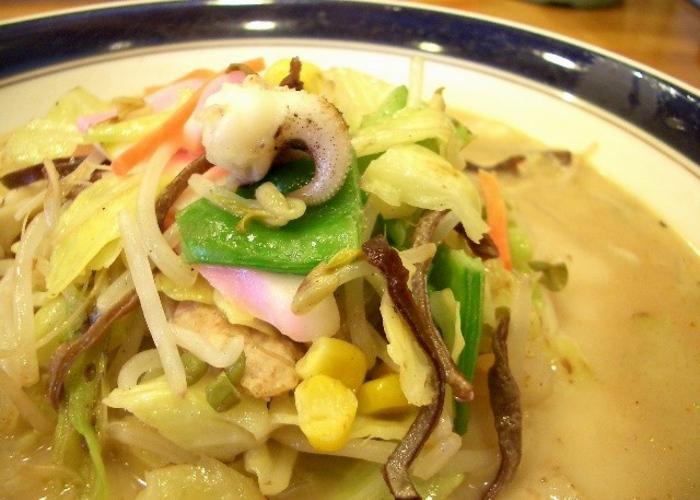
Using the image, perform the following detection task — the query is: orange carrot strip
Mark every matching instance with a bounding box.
[112,85,205,175]
[144,68,218,95]
[478,170,512,270]
[112,58,266,175]
[238,57,265,74]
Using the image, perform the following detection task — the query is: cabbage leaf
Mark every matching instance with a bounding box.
[46,173,141,296]
[103,374,271,461]
[352,107,456,157]
[361,144,487,241]
[244,441,298,496]
[275,454,464,500]
[137,458,264,500]
[321,67,395,133]
[379,293,435,406]
[85,112,168,144]
[1,87,109,175]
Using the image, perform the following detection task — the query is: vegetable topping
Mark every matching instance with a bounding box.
[483,312,522,499]
[362,235,472,499]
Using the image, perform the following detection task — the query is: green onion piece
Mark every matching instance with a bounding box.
[385,218,411,250]
[429,244,485,434]
[507,225,533,271]
[181,351,207,386]
[206,372,241,412]
[224,352,246,385]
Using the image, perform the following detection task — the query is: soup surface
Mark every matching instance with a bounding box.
[457,118,700,498]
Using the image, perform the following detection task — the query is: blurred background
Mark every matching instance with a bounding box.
[1,0,698,88]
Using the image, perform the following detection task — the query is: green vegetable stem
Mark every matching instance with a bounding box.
[206,372,242,412]
[429,245,485,434]
[62,346,109,499]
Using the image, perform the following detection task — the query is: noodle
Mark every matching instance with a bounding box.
[169,323,244,369]
[12,215,48,385]
[96,269,134,313]
[118,210,187,396]
[12,185,47,223]
[42,159,62,229]
[137,145,197,287]
[0,366,53,433]
[117,349,163,389]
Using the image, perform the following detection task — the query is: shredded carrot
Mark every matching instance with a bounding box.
[111,58,266,176]
[111,86,204,175]
[478,170,512,270]
[144,68,218,95]
[143,56,265,94]
[236,57,265,74]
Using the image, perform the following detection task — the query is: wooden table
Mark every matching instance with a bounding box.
[2,0,699,88]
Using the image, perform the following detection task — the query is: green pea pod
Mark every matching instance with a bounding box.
[429,244,485,434]
[177,158,362,274]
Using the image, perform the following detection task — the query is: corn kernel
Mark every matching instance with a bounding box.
[357,374,411,416]
[295,337,368,389]
[263,58,323,94]
[294,374,357,452]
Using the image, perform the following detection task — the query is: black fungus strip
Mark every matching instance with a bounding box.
[383,385,445,500]
[456,224,500,261]
[482,312,522,500]
[279,56,304,91]
[410,212,475,402]
[363,235,473,499]
[154,154,212,229]
[547,150,572,166]
[466,149,572,175]
[466,155,525,175]
[0,156,87,189]
[363,236,442,499]
[48,155,212,407]
[225,62,260,75]
[48,292,138,408]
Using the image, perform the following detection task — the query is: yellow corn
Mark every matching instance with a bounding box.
[294,374,357,452]
[295,337,367,390]
[357,374,411,416]
[263,58,323,94]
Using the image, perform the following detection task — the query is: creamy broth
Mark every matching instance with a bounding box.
[507,164,700,498]
[456,117,700,498]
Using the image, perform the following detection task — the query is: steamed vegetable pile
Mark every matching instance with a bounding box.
[0,56,577,499]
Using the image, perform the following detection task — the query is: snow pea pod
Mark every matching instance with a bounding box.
[177,158,362,274]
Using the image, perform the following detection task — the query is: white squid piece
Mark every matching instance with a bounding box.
[199,76,352,205]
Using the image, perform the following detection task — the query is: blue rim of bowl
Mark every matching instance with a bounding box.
[1,0,699,167]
